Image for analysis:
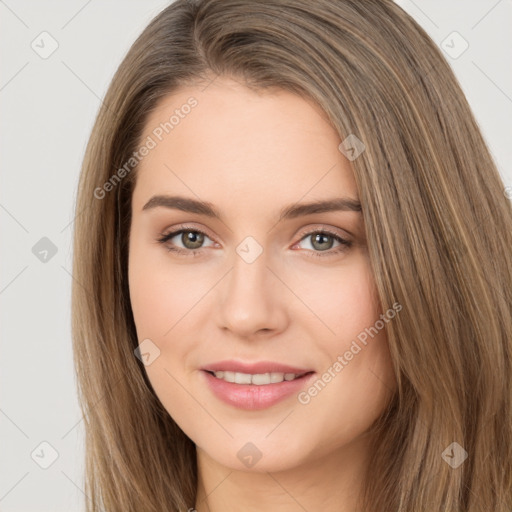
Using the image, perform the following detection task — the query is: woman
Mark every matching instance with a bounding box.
[71,1,512,511]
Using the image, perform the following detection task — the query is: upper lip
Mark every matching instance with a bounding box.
[201,360,314,375]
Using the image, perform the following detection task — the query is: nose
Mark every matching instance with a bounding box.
[215,242,288,339]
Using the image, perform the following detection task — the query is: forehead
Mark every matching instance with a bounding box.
[132,77,359,217]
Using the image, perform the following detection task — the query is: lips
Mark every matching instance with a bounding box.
[200,360,316,410]
[201,360,313,375]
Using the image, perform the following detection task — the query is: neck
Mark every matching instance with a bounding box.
[194,433,372,512]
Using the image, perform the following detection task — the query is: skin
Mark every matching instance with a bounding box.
[128,76,397,512]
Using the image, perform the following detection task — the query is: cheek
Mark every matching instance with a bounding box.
[128,241,200,429]
[128,238,208,338]
[327,257,394,391]
[295,256,395,432]
[129,269,182,337]
[299,253,381,337]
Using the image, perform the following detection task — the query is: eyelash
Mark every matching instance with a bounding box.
[156,224,352,259]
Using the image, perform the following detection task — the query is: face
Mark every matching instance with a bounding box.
[128,76,397,473]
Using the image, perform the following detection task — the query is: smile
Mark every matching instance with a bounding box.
[202,369,316,410]
[207,370,310,385]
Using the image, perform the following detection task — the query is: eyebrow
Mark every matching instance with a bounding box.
[142,194,362,221]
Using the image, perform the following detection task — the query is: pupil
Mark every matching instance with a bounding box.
[313,233,333,251]
[183,231,204,249]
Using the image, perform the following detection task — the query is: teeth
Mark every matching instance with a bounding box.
[212,371,304,385]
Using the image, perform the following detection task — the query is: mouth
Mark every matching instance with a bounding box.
[204,370,314,385]
[200,363,316,410]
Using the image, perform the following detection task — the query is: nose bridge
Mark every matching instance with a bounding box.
[217,235,286,335]
[229,235,271,304]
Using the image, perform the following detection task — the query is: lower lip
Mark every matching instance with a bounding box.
[201,370,315,410]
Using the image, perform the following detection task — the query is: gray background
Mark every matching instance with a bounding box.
[1,1,511,510]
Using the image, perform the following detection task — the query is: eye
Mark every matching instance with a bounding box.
[156,225,216,257]
[156,225,352,259]
[293,229,352,258]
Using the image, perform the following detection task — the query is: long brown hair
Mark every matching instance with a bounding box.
[71,1,512,510]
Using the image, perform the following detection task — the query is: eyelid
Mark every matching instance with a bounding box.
[295,223,351,241]
[159,222,350,243]
[160,223,218,242]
